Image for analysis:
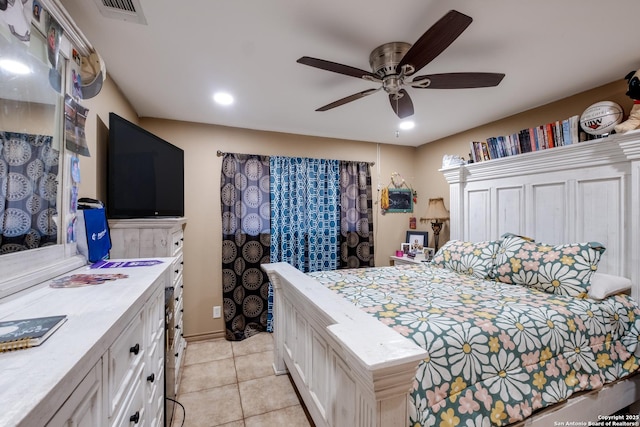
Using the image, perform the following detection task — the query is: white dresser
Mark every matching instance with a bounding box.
[108,217,187,397]
[0,259,171,427]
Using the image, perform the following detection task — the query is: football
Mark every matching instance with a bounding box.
[579,101,624,136]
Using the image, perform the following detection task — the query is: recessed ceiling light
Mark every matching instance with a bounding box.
[399,121,415,130]
[213,92,234,106]
[0,59,31,75]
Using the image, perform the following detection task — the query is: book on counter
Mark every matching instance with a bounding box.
[0,315,67,352]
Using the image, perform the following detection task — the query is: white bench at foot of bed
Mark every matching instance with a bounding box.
[262,262,427,427]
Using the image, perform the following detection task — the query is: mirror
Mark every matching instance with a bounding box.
[0,7,87,299]
[0,23,63,254]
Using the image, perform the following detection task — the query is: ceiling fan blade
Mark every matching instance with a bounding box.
[297,56,379,80]
[411,72,505,89]
[316,88,381,111]
[389,89,414,119]
[398,10,472,75]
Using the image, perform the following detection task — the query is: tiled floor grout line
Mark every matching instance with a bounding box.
[232,350,247,424]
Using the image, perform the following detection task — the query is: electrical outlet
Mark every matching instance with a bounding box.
[213,306,221,318]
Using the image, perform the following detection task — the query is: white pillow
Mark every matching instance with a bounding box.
[588,272,632,300]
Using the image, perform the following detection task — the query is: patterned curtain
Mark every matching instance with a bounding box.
[339,161,374,268]
[268,156,340,331]
[220,154,271,341]
[270,156,340,272]
[0,132,59,254]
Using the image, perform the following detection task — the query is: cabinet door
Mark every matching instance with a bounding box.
[145,287,165,427]
[107,310,145,417]
[46,361,103,427]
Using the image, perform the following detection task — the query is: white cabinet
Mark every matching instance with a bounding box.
[105,285,164,427]
[109,217,187,397]
[0,260,172,427]
[46,362,103,427]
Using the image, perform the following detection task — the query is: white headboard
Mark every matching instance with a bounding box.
[442,131,640,298]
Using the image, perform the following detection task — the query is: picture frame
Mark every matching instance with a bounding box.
[386,188,413,213]
[400,243,411,255]
[423,247,435,260]
[406,231,429,251]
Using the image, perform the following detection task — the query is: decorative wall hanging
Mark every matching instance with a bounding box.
[380,172,417,214]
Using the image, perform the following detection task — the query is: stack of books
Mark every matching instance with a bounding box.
[469,115,584,163]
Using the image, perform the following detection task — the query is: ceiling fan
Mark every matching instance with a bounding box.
[297,10,505,119]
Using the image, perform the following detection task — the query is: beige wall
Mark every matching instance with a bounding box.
[76,76,138,202]
[414,79,630,247]
[75,73,631,340]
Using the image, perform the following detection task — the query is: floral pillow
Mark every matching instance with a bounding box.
[493,232,606,297]
[431,239,500,279]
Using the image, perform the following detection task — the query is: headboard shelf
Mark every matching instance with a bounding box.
[441,130,640,297]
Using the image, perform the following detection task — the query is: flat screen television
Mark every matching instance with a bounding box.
[107,113,184,218]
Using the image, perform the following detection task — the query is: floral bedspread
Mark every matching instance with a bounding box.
[308,264,640,426]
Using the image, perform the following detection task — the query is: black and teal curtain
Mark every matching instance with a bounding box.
[221,153,375,338]
[270,156,340,272]
[220,154,271,341]
[339,161,374,268]
[267,156,340,331]
[0,131,59,254]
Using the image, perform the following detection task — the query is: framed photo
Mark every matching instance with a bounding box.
[406,231,429,251]
[387,188,413,213]
[400,243,411,255]
[424,247,435,260]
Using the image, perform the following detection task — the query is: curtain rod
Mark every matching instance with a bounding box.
[216,150,375,166]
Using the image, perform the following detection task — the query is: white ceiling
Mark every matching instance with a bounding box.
[58,0,640,147]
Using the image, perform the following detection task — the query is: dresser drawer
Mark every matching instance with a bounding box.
[171,254,183,286]
[170,228,184,256]
[107,311,145,417]
[146,286,165,345]
[110,364,145,427]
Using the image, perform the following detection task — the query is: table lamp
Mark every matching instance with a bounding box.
[422,198,449,252]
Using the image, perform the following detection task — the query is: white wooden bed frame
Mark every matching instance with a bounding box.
[262,130,640,427]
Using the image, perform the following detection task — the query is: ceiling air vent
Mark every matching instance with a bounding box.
[93,0,147,25]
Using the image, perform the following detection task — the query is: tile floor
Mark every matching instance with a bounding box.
[171,332,314,427]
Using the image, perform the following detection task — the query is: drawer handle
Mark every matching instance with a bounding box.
[175,297,179,302]
[175,325,180,330]
[129,343,140,355]
[175,269,179,274]
[175,241,180,246]
[130,411,140,424]
[175,352,179,357]
[147,373,155,383]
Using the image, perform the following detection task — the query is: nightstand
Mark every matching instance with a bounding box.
[390,255,428,266]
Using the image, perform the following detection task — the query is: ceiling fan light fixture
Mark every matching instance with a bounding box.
[213,91,234,106]
[297,10,504,119]
[399,121,415,130]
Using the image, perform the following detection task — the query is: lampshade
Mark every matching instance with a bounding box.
[425,198,449,221]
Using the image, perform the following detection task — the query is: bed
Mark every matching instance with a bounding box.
[262,130,640,427]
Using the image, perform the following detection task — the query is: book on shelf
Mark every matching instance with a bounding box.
[469,114,582,163]
[0,315,67,352]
